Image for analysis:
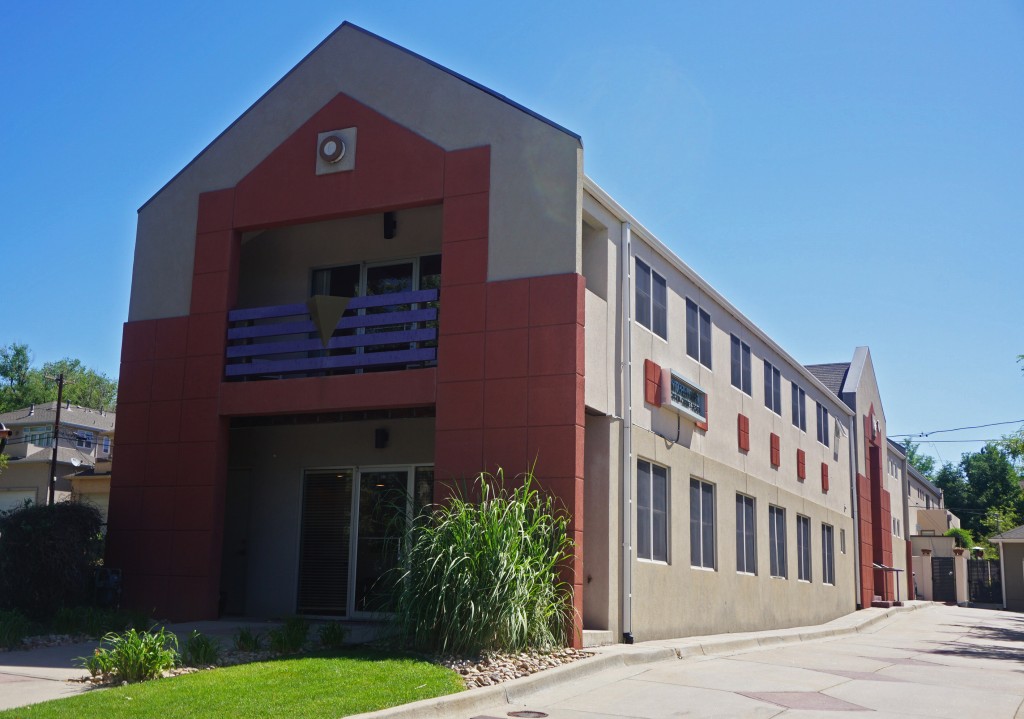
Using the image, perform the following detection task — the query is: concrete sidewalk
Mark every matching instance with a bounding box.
[352,601,937,718]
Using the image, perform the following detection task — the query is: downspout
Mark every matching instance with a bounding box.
[997,541,1007,609]
[847,414,862,608]
[902,454,912,599]
[619,220,634,644]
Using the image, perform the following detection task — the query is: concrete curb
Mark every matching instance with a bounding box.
[348,601,934,719]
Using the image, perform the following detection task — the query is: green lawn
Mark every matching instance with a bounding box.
[0,649,464,719]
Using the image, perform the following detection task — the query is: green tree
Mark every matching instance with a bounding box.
[933,461,973,523]
[0,344,117,413]
[901,438,936,478]
[935,445,1023,540]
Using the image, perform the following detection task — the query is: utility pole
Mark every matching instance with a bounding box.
[47,372,65,506]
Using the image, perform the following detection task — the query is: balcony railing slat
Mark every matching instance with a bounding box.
[225,347,437,378]
[227,308,437,341]
[226,328,437,359]
[228,289,438,322]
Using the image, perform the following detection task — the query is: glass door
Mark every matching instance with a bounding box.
[353,468,410,614]
[297,469,354,616]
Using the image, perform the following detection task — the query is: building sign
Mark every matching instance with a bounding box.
[662,369,707,423]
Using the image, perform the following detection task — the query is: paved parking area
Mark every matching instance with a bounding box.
[484,605,1024,719]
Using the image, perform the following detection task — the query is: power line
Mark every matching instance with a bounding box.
[890,419,1024,438]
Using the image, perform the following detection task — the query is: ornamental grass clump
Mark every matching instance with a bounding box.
[78,627,180,682]
[392,469,574,655]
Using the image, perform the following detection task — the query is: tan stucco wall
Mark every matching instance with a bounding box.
[583,415,621,633]
[0,463,73,508]
[130,24,581,322]
[236,205,442,309]
[629,426,855,640]
[225,417,435,617]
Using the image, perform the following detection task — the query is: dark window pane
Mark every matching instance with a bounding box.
[764,361,773,411]
[652,272,668,339]
[652,465,668,562]
[701,482,715,568]
[690,479,701,566]
[686,299,699,360]
[772,368,781,414]
[742,343,752,394]
[699,309,712,368]
[731,336,741,389]
[637,460,651,560]
[635,260,651,330]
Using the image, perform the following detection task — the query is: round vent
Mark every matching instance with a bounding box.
[318,134,346,163]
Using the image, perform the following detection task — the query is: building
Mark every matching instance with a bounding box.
[807,349,911,606]
[0,402,115,513]
[990,526,1024,611]
[107,23,899,641]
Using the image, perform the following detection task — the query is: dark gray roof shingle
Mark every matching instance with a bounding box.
[804,363,851,397]
[0,402,115,432]
[991,525,1024,541]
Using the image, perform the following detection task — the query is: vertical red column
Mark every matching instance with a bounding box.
[434,146,585,646]
[107,189,236,620]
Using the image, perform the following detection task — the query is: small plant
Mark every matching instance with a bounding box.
[76,627,180,682]
[268,617,309,655]
[0,609,31,649]
[233,626,264,652]
[317,622,349,649]
[182,629,221,666]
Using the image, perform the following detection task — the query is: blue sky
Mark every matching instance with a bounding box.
[2,1,1021,465]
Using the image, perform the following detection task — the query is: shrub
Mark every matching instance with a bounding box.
[77,627,180,682]
[0,501,103,620]
[233,626,264,652]
[945,527,974,549]
[317,622,349,649]
[268,617,309,654]
[392,469,574,655]
[0,609,31,649]
[182,629,221,666]
[53,606,152,638]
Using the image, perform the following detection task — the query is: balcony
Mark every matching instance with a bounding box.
[225,289,438,380]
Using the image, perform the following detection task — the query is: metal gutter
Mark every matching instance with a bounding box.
[619,219,634,643]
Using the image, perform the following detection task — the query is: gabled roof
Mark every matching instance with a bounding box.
[141,21,579,212]
[0,402,115,432]
[805,363,851,397]
[8,446,96,468]
[991,525,1024,542]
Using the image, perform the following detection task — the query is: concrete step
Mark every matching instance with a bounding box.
[582,629,616,648]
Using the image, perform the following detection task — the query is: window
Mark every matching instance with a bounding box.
[75,431,94,449]
[690,479,715,569]
[102,436,111,453]
[735,494,756,574]
[768,505,787,578]
[686,299,712,369]
[791,384,806,431]
[816,403,830,447]
[24,426,50,448]
[822,524,836,585]
[796,515,812,581]
[635,259,667,339]
[763,361,781,415]
[840,528,847,554]
[637,460,668,562]
[730,336,752,394]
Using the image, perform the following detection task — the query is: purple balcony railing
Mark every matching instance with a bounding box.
[225,289,438,379]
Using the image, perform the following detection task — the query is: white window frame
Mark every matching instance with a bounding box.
[797,515,812,582]
[686,298,712,369]
[822,523,836,585]
[763,360,782,415]
[816,402,830,447]
[791,384,806,431]
[690,478,716,570]
[637,459,669,563]
[635,259,667,340]
[769,505,787,578]
[102,436,111,454]
[75,431,94,450]
[735,493,756,575]
[730,335,751,395]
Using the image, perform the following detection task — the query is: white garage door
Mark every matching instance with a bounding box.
[0,490,36,514]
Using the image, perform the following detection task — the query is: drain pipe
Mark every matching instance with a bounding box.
[847,413,862,608]
[619,220,635,644]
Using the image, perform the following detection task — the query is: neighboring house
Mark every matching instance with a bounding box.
[807,350,910,607]
[0,402,115,514]
[107,23,902,641]
[991,526,1024,611]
